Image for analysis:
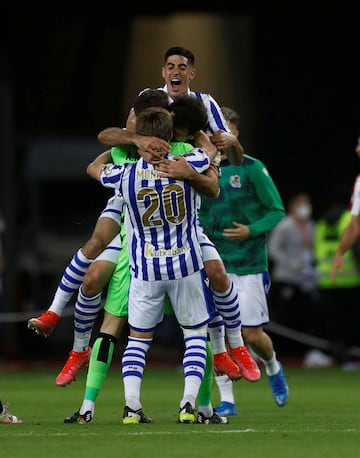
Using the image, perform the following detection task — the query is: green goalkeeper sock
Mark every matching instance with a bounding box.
[83,333,117,402]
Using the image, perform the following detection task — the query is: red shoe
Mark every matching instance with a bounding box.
[213,351,242,380]
[27,311,60,337]
[229,345,261,382]
[55,347,91,387]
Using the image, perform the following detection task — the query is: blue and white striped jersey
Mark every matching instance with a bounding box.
[139,86,230,135]
[100,149,210,281]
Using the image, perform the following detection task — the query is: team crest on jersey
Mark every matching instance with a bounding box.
[230,175,241,188]
[102,164,116,175]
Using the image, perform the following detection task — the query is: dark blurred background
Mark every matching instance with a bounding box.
[1,4,360,362]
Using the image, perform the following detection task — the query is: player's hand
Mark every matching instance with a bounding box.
[210,130,237,150]
[139,150,166,165]
[155,156,194,179]
[134,135,170,157]
[223,221,250,240]
[330,252,344,283]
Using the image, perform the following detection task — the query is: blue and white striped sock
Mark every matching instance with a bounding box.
[49,249,93,316]
[73,286,102,352]
[122,336,152,411]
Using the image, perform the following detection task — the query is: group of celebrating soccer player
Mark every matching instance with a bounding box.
[5,45,290,425]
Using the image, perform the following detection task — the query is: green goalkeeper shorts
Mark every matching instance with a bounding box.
[104,236,130,317]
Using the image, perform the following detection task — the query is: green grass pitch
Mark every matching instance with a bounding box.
[1,365,360,458]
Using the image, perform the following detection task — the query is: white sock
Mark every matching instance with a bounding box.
[208,328,226,354]
[215,375,235,404]
[179,395,196,410]
[226,327,244,349]
[262,353,281,376]
[198,404,213,417]
[126,396,142,411]
[79,400,95,416]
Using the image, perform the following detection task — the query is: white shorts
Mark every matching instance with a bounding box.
[198,226,221,262]
[95,193,123,264]
[228,272,271,327]
[99,193,124,227]
[128,271,210,332]
[95,234,121,264]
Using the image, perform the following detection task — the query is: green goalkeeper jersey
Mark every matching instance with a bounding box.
[199,154,285,275]
[110,141,194,164]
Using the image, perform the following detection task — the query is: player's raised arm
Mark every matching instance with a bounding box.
[97,127,170,157]
[87,150,113,181]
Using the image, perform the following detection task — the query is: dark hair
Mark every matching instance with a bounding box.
[133,89,169,116]
[221,107,239,129]
[287,192,311,211]
[164,46,195,66]
[169,96,207,136]
[136,107,173,141]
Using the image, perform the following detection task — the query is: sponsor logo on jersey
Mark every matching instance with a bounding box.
[144,242,190,258]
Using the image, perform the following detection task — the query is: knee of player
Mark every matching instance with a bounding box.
[82,267,104,295]
[208,270,230,292]
[205,260,229,292]
[241,327,261,346]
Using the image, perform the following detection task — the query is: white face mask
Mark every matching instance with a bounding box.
[295,204,312,220]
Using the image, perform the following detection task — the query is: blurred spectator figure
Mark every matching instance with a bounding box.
[268,193,320,352]
[316,203,360,366]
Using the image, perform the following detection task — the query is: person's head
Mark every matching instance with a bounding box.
[220,106,240,161]
[221,107,240,138]
[135,107,173,142]
[168,95,207,141]
[133,89,169,117]
[127,89,170,132]
[162,46,196,100]
[288,193,312,221]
